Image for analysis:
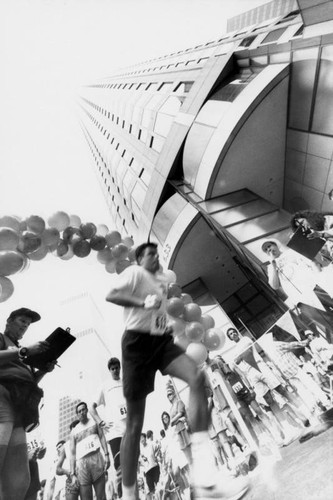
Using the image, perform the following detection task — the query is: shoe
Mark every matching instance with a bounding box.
[193,475,250,500]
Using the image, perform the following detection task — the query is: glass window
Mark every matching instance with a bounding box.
[312,45,333,136]
[261,28,286,44]
[289,47,319,130]
[158,82,174,92]
[174,81,194,93]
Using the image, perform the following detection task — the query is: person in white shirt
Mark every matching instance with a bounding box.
[90,357,126,499]
[106,242,249,500]
[70,402,110,500]
[139,432,160,500]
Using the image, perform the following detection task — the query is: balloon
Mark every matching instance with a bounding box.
[17,231,42,254]
[112,243,129,259]
[69,214,81,227]
[105,259,116,273]
[90,235,106,251]
[80,222,97,239]
[42,227,60,248]
[56,240,69,257]
[164,269,177,284]
[128,248,136,262]
[183,303,202,322]
[122,236,134,248]
[0,228,19,251]
[185,321,205,342]
[105,231,122,248]
[0,276,14,302]
[0,216,20,232]
[203,328,226,351]
[181,293,193,305]
[167,283,182,298]
[62,226,82,243]
[73,239,91,258]
[28,244,49,261]
[48,211,70,231]
[25,215,45,234]
[174,333,190,351]
[97,248,113,264]
[166,297,185,318]
[116,259,131,273]
[0,251,26,276]
[201,314,215,331]
[186,343,208,365]
[60,245,74,260]
[19,220,27,232]
[96,224,109,237]
[168,317,186,337]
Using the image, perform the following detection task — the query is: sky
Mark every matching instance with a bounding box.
[1,0,269,478]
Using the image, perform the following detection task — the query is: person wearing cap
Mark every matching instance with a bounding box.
[0,307,54,500]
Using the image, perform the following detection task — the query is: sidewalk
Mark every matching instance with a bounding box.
[243,423,333,500]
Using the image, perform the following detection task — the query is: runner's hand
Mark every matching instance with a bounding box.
[144,294,161,309]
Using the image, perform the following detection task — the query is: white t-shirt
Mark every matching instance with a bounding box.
[140,441,158,473]
[72,418,101,460]
[271,249,323,309]
[99,377,126,440]
[114,265,168,332]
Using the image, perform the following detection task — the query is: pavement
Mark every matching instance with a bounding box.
[242,421,333,500]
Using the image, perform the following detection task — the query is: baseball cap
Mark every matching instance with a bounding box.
[8,307,41,323]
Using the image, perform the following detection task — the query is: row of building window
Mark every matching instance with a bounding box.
[88,11,301,82]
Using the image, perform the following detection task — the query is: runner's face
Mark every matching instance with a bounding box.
[139,246,159,273]
[76,404,88,422]
[109,364,120,380]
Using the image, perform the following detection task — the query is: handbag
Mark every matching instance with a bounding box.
[1,379,44,432]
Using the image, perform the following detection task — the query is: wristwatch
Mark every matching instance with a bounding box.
[18,347,29,360]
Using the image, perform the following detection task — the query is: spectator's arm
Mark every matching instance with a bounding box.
[56,447,70,477]
[267,261,281,290]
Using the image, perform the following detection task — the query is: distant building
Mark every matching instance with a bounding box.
[58,395,81,442]
[78,0,333,336]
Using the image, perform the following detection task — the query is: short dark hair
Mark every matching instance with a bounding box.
[147,430,153,439]
[226,327,237,338]
[56,440,65,448]
[40,479,46,488]
[135,242,157,263]
[107,357,120,370]
[141,432,147,439]
[76,401,87,413]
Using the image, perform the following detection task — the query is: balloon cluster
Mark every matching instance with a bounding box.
[0,212,135,303]
[165,272,226,365]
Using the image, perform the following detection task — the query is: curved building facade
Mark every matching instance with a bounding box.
[79,0,333,334]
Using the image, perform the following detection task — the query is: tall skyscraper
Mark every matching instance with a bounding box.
[78,0,333,335]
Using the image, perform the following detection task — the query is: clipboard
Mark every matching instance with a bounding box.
[287,226,326,261]
[25,327,76,370]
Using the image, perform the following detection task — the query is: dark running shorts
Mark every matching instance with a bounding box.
[145,465,160,492]
[122,330,184,400]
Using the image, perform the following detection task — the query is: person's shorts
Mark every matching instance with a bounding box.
[122,330,184,400]
[76,451,105,486]
[145,465,160,492]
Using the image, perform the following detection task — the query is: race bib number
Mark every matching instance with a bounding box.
[150,311,167,335]
[82,437,99,455]
[232,382,243,394]
[119,404,127,418]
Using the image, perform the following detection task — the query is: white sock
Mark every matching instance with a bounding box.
[122,483,136,500]
[191,431,217,487]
